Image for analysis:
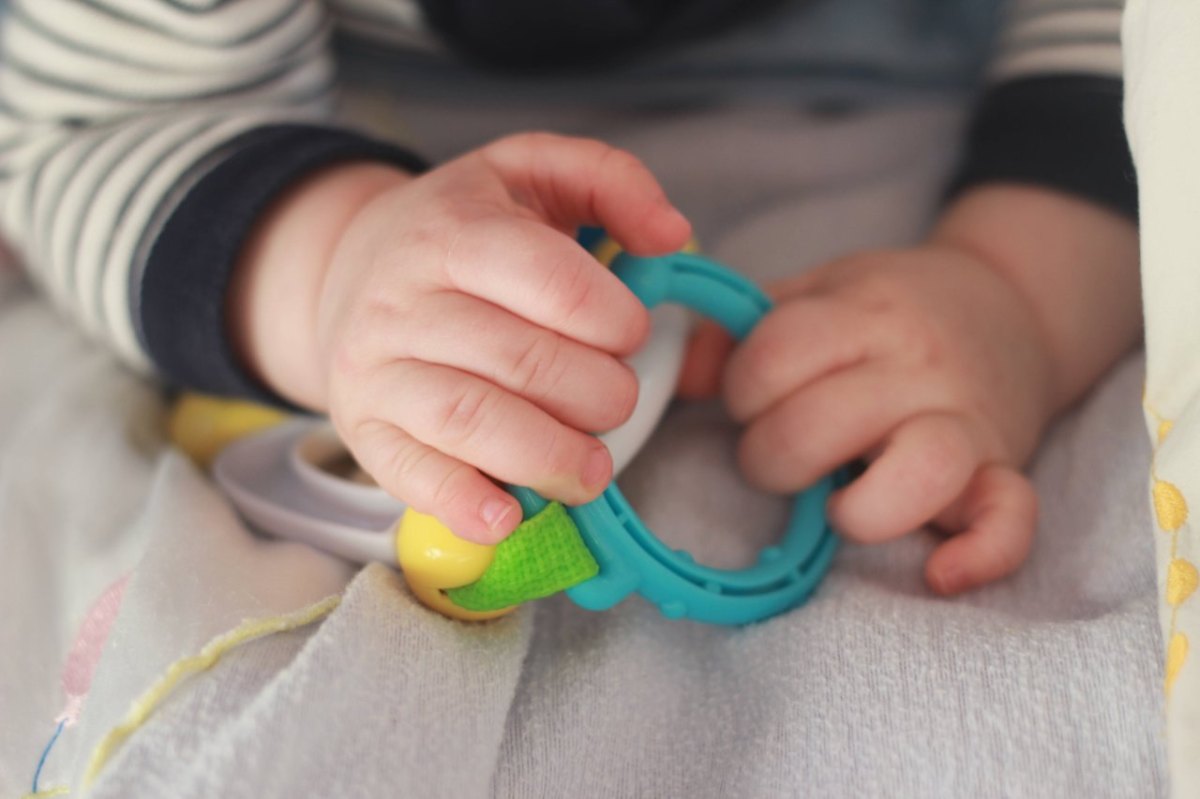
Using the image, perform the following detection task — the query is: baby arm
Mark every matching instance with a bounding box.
[228,133,691,543]
[0,0,386,370]
[0,4,689,545]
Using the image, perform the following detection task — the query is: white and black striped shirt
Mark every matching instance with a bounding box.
[0,0,1130,400]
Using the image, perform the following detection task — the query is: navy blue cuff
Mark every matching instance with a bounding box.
[138,125,427,406]
[947,76,1138,221]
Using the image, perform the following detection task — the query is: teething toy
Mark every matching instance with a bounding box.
[208,242,840,626]
[395,510,517,621]
[169,393,289,468]
[395,251,838,625]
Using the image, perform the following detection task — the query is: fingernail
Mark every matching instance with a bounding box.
[582,447,611,492]
[480,497,515,533]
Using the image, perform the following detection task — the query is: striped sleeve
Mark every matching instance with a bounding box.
[950,0,1136,219]
[0,0,423,399]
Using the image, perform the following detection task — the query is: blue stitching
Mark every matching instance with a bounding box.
[32,718,67,793]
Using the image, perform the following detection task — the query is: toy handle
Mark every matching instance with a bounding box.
[612,252,771,335]
[545,252,838,625]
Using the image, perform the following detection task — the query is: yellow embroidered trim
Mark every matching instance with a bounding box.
[82,595,342,788]
[1146,401,1194,697]
[22,786,70,798]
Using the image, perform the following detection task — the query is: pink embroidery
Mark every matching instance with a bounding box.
[57,575,129,726]
[32,574,130,793]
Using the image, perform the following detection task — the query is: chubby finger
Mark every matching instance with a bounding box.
[396,292,638,432]
[723,298,873,422]
[826,412,978,544]
[348,420,521,544]
[481,132,692,255]
[736,366,942,493]
[676,321,735,399]
[764,269,827,303]
[355,360,613,506]
[924,464,1037,595]
[444,216,650,355]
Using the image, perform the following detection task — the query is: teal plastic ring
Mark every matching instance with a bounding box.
[511,251,839,626]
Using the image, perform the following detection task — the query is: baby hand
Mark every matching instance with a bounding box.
[683,245,1057,594]
[234,134,691,542]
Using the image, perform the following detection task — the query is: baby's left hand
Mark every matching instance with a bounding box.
[681,244,1058,595]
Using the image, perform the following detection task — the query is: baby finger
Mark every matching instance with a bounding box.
[348,419,521,544]
[368,361,613,507]
[736,365,944,494]
[826,412,978,544]
[923,464,1037,595]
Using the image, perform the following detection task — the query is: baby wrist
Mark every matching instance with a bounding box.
[229,163,415,410]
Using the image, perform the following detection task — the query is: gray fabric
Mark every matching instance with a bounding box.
[0,103,1164,798]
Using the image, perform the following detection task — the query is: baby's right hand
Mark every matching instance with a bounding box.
[237,133,691,542]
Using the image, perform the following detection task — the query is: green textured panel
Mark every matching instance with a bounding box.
[447,502,598,611]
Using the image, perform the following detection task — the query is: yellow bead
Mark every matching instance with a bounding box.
[167,393,289,469]
[589,237,700,267]
[1167,559,1199,606]
[1167,632,1189,696]
[1157,419,1174,444]
[395,509,515,621]
[1153,479,1189,532]
[590,237,624,267]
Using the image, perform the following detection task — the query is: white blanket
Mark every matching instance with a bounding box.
[1124,3,1200,795]
[0,103,1165,798]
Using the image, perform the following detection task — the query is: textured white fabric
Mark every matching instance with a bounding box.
[1123,3,1200,796]
[0,103,1164,798]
